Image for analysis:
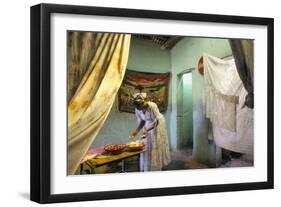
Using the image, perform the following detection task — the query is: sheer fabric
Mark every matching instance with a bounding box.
[203,54,242,132]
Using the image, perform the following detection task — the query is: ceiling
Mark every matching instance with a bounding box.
[133,34,183,50]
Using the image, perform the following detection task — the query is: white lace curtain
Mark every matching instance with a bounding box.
[203,54,242,132]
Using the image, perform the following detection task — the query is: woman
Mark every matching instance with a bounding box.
[130,92,171,171]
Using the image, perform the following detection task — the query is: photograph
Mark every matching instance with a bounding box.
[67,31,254,176]
[30,3,273,203]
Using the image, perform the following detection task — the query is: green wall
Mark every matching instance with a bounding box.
[91,36,171,147]
[171,37,232,163]
[182,73,193,147]
[127,36,171,72]
[176,72,193,149]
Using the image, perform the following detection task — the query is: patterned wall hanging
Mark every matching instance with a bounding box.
[118,70,170,113]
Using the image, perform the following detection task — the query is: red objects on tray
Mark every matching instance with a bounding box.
[104,144,126,154]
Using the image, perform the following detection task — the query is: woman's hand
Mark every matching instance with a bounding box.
[141,130,148,139]
[129,131,138,139]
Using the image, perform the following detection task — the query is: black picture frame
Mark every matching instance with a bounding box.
[30,3,274,204]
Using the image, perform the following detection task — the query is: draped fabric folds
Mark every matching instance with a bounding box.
[203,54,242,131]
[203,53,253,157]
[67,32,131,175]
[212,86,253,158]
[229,40,254,108]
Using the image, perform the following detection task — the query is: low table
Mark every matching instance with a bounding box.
[80,150,145,174]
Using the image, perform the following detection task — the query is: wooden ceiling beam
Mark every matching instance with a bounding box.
[160,36,183,50]
[133,34,183,50]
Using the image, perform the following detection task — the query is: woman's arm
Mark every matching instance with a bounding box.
[145,120,158,132]
[140,120,158,138]
[130,120,145,138]
[131,109,145,135]
[146,102,162,132]
[135,120,145,133]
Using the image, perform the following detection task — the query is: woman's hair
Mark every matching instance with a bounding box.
[133,99,145,108]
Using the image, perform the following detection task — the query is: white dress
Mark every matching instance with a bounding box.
[135,102,171,171]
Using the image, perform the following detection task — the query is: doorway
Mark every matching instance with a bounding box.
[176,71,193,150]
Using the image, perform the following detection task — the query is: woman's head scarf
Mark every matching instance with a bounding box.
[132,92,147,107]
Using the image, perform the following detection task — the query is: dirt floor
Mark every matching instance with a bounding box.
[88,148,253,174]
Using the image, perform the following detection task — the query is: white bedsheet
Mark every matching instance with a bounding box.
[213,87,253,159]
[203,54,253,159]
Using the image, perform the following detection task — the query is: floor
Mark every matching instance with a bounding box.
[220,155,253,168]
[162,150,208,171]
[92,149,253,174]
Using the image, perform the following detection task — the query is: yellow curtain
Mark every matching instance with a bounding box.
[67,32,131,175]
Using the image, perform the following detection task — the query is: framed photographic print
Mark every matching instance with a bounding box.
[30,3,274,203]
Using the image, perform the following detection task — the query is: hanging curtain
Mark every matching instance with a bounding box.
[212,86,253,160]
[229,39,254,108]
[67,32,131,175]
[203,53,253,159]
[203,53,242,131]
[67,32,101,103]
